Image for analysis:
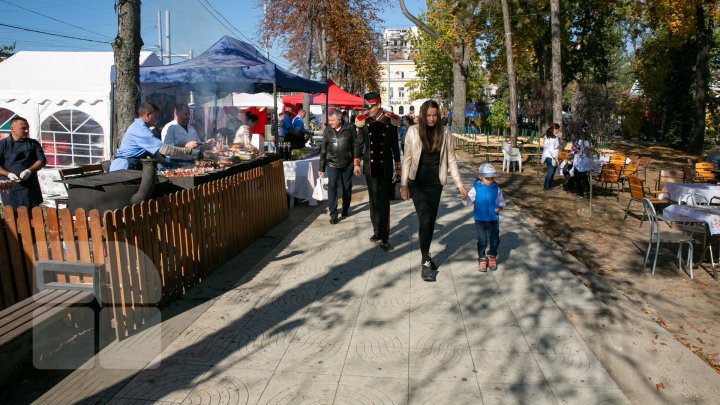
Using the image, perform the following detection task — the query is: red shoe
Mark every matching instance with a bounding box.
[478,259,488,272]
[488,256,497,271]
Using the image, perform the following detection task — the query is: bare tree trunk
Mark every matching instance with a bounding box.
[399,0,474,135]
[501,0,518,147]
[690,4,710,155]
[112,0,143,150]
[302,25,314,130]
[451,42,469,134]
[551,0,563,130]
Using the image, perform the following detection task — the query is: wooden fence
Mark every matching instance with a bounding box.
[0,159,288,339]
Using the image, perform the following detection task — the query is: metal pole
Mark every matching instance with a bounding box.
[157,11,163,60]
[165,10,171,64]
[188,49,194,104]
[386,40,391,111]
[272,82,278,142]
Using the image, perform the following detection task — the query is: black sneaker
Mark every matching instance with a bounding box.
[379,241,393,251]
[341,210,349,218]
[421,261,435,281]
[330,217,339,225]
[369,235,381,243]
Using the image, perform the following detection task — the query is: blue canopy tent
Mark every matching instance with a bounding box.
[128,36,327,95]
[111,36,327,141]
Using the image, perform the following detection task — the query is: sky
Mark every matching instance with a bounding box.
[0,0,424,72]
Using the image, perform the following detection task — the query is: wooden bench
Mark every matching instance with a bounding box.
[0,260,102,388]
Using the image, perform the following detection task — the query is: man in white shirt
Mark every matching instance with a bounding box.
[161,103,206,167]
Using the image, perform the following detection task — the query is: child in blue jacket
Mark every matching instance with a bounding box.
[463,163,506,271]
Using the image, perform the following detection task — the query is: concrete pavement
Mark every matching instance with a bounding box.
[31,161,720,404]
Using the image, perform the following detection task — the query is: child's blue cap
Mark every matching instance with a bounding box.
[479,163,497,177]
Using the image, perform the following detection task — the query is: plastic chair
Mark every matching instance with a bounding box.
[502,147,522,172]
[642,198,694,277]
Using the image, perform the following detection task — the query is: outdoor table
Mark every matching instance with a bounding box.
[283,155,320,207]
[663,204,720,235]
[662,182,720,202]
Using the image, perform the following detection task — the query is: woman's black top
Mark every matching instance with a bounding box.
[414,128,441,185]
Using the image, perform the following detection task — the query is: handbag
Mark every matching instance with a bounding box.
[391,179,402,200]
[312,176,329,201]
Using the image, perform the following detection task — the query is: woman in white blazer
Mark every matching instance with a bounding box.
[541,125,560,190]
[400,100,467,281]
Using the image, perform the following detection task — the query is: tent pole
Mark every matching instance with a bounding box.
[325,79,329,128]
[110,82,116,156]
[273,82,278,143]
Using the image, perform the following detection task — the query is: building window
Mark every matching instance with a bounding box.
[40,109,105,168]
[409,105,415,114]
[0,107,17,140]
[398,87,405,98]
[401,72,405,79]
[398,106,404,115]
[389,87,393,98]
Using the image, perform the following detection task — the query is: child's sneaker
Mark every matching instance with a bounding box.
[488,256,498,271]
[478,258,488,272]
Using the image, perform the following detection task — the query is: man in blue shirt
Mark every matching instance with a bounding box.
[280,107,293,143]
[110,103,201,171]
[288,108,313,150]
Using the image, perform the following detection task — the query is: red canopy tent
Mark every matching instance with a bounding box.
[282,79,364,110]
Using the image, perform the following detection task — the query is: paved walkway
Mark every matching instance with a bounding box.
[33,160,720,404]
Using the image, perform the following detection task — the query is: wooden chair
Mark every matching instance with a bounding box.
[642,198,694,277]
[624,176,668,226]
[682,165,694,183]
[694,162,715,183]
[637,157,651,183]
[609,154,626,167]
[594,164,622,201]
[619,160,640,190]
[650,169,685,196]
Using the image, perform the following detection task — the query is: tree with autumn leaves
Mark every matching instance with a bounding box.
[259,0,382,94]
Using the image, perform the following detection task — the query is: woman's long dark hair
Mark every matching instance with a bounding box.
[545,126,556,139]
[418,100,443,153]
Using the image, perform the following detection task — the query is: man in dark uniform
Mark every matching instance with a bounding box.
[0,116,47,208]
[353,92,401,250]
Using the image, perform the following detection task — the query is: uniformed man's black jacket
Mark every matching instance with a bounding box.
[354,111,401,178]
[319,122,355,171]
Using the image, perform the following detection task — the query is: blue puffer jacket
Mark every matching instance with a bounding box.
[473,180,500,221]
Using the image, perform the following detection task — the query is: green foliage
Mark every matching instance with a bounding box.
[487,101,509,129]
[407,20,486,105]
[0,42,15,62]
[617,96,661,140]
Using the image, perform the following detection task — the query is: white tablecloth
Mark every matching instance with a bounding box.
[663,204,720,235]
[662,182,720,202]
[283,155,320,206]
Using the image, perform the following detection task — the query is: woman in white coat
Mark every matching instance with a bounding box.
[541,125,560,190]
[400,100,467,282]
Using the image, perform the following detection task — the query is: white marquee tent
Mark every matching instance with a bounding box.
[0,51,162,197]
[0,51,162,164]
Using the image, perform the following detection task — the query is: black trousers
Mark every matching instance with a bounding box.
[409,180,443,263]
[366,175,392,242]
[327,165,353,217]
[576,170,590,196]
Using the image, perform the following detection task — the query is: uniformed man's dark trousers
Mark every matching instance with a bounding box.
[366,175,392,242]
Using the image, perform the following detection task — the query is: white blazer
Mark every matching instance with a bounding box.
[401,125,463,189]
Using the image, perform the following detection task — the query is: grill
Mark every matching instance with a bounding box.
[58,168,169,212]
